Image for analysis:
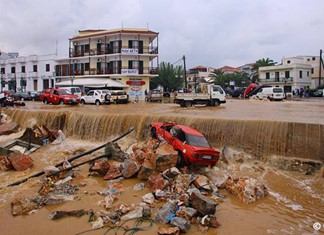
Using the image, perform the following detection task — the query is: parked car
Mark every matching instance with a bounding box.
[110,90,129,104]
[80,90,112,105]
[150,121,220,166]
[231,87,246,98]
[3,90,15,97]
[62,86,82,98]
[146,89,162,102]
[309,89,323,97]
[40,88,80,105]
[12,91,33,101]
[30,91,42,101]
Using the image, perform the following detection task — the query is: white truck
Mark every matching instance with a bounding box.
[174,84,226,107]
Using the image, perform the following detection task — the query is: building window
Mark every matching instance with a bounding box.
[266,72,270,79]
[299,71,303,78]
[311,68,314,74]
[287,60,290,64]
[312,57,316,61]
[285,71,290,78]
[21,66,26,73]
[275,72,279,82]
[307,71,310,77]
[11,67,16,73]
[46,64,50,72]
[84,63,90,71]
[33,65,37,72]
[0,68,5,74]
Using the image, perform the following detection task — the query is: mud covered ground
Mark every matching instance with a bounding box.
[0,98,323,234]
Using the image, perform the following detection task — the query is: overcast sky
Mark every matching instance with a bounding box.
[0,0,323,69]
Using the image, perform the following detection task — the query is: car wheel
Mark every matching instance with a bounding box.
[214,100,220,107]
[185,101,192,107]
[59,99,64,105]
[177,151,186,168]
[81,99,86,105]
[43,99,48,104]
[95,100,100,105]
[151,127,157,138]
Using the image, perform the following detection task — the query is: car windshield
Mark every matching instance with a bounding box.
[58,89,72,95]
[118,91,126,95]
[185,134,211,148]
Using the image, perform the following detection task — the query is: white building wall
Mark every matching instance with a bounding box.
[0,53,58,92]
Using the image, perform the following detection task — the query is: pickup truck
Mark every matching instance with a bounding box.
[40,88,80,105]
[174,84,226,107]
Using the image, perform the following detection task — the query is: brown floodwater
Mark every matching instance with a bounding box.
[0,98,323,235]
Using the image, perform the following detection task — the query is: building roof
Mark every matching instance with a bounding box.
[218,66,240,72]
[190,65,207,70]
[71,28,159,40]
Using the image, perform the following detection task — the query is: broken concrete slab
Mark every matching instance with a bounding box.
[7,152,34,171]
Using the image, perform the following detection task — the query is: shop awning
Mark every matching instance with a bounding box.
[56,78,128,88]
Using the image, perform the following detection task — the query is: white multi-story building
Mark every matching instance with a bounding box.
[54,28,159,101]
[259,56,315,95]
[0,52,57,92]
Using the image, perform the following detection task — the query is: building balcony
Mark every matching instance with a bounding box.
[28,72,38,78]
[8,58,16,64]
[0,59,7,65]
[55,66,159,77]
[17,57,27,63]
[69,46,159,58]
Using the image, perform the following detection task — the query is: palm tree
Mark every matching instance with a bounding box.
[210,69,225,86]
[251,58,276,83]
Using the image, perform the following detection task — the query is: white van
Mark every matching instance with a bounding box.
[256,87,284,101]
[62,87,82,98]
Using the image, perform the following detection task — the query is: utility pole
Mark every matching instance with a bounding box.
[319,49,323,87]
[183,55,187,90]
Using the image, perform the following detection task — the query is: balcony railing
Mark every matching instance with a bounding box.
[69,46,158,58]
[55,66,159,76]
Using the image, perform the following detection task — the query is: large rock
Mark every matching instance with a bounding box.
[121,207,143,220]
[155,201,177,224]
[105,142,128,162]
[170,216,191,233]
[121,159,141,178]
[7,152,34,171]
[147,173,170,192]
[225,177,268,204]
[104,164,122,180]
[155,144,178,172]
[158,227,180,235]
[89,159,110,176]
[190,190,217,216]
[137,158,156,180]
[0,122,19,135]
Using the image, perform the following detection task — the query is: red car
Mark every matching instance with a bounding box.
[40,88,80,105]
[150,122,220,166]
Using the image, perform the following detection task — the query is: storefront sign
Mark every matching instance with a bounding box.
[121,69,138,75]
[121,48,138,54]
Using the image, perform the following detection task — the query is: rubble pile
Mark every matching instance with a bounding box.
[8,137,269,233]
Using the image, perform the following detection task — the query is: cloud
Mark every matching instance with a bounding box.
[0,0,323,69]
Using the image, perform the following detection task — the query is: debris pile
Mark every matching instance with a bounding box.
[8,136,269,234]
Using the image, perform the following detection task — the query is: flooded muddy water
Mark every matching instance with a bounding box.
[0,99,323,235]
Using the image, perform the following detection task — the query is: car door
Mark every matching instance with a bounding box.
[87,91,95,103]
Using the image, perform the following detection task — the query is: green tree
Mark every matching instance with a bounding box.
[210,69,225,87]
[150,62,184,91]
[251,58,276,83]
